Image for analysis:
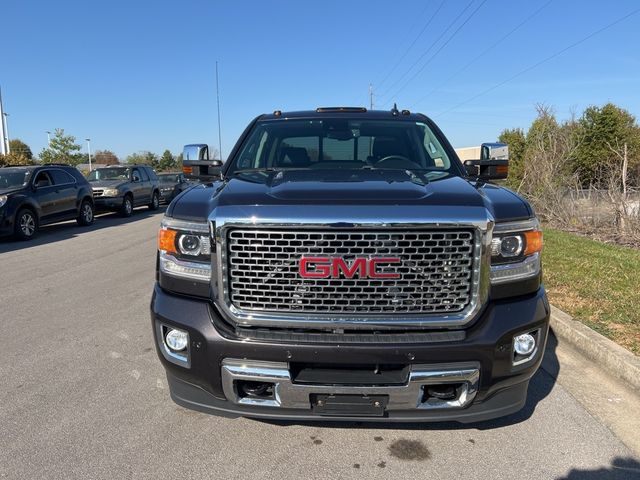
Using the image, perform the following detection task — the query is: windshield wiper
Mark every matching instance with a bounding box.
[232,167,313,175]
[362,165,431,185]
[232,167,280,174]
[404,169,430,186]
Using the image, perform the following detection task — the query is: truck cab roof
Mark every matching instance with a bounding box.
[259,107,426,122]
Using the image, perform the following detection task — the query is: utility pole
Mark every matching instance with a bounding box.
[215,61,223,161]
[86,138,92,171]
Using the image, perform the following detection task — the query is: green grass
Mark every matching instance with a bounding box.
[542,229,640,354]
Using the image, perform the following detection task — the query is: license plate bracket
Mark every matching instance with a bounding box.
[311,394,388,417]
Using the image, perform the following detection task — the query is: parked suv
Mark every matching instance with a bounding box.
[151,107,550,423]
[88,165,160,216]
[0,164,95,240]
[158,172,193,204]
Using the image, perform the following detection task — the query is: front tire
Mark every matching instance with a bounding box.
[149,191,160,211]
[120,195,133,217]
[14,208,38,241]
[77,200,95,226]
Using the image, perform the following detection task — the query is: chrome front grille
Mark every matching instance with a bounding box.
[226,229,476,315]
[92,189,104,197]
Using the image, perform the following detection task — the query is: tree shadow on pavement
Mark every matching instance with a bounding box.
[259,331,561,431]
[0,207,166,254]
[556,457,640,479]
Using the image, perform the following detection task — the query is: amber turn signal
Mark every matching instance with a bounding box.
[495,164,509,176]
[524,230,543,256]
[158,228,177,253]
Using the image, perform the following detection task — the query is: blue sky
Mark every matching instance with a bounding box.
[2,0,639,160]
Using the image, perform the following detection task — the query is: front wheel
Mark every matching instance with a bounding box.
[77,200,95,226]
[14,208,38,240]
[148,191,160,211]
[120,195,133,217]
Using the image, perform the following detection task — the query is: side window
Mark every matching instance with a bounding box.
[140,168,150,182]
[237,130,268,170]
[421,127,450,169]
[33,170,53,188]
[148,168,158,181]
[67,168,86,183]
[50,169,75,185]
[132,169,141,182]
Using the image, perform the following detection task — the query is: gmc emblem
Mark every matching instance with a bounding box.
[299,257,401,279]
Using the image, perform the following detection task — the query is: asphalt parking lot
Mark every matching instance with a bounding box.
[1,211,639,480]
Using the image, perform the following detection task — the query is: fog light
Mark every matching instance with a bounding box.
[165,328,189,351]
[514,333,536,356]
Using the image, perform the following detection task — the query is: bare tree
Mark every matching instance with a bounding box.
[604,141,638,238]
[517,105,581,226]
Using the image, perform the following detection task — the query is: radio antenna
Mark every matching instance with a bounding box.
[215,61,223,161]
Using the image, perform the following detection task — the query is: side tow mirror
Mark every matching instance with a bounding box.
[182,144,223,181]
[464,142,509,181]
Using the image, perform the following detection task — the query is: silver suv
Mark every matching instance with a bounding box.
[88,165,160,216]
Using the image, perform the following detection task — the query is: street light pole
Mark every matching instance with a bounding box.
[86,138,92,171]
[0,86,6,155]
[3,113,10,154]
[46,131,51,146]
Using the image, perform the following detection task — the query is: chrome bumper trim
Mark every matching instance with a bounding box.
[221,359,480,411]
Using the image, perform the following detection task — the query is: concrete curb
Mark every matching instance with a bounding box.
[550,305,640,391]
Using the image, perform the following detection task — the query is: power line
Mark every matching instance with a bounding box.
[374,0,446,91]
[377,0,475,99]
[382,0,488,107]
[434,7,640,118]
[409,0,554,110]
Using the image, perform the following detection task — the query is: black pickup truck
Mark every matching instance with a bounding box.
[151,107,549,422]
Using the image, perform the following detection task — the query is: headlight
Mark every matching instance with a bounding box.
[490,218,542,284]
[491,234,523,258]
[157,217,211,282]
[0,195,7,208]
[103,188,119,196]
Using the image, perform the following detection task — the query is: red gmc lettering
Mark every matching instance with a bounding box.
[369,257,401,279]
[332,258,367,279]
[299,257,401,279]
[299,257,331,278]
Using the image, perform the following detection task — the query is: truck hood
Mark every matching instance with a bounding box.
[168,170,532,223]
[89,180,126,189]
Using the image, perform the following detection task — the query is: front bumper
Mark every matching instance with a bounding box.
[151,284,550,422]
[159,190,174,203]
[94,196,123,210]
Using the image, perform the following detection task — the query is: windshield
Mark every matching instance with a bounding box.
[88,168,130,181]
[159,174,178,183]
[0,169,30,189]
[228,118,459,178]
